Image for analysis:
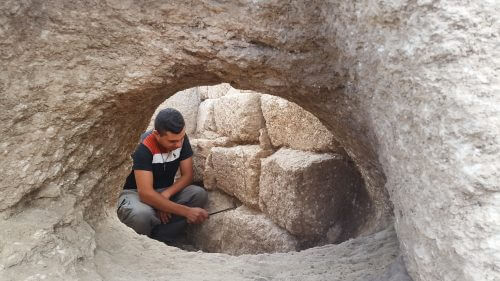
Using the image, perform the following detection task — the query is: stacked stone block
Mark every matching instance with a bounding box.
[213,91,264,142]
[260,94,339,152]
[259,148,358,242]
[207,145,272,209]
[187,191,298,255]
[159,85,362,254]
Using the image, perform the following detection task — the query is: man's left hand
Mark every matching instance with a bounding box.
[156,210,171,224]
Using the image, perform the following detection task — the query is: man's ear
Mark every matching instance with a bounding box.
[152,130,161,140]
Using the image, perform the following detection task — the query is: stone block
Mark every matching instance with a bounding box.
[219,206,298,255]
[186,189,237,252]
[259,148,358,239]
[258,128,273,150]
[188,205,298,255]
[190,137,232,184]
[260,94,339,152]
[206,145,271,208]
[198,83,231,100]
[203,153,217,190]
[213,91,264,142]
[195,98,217,137]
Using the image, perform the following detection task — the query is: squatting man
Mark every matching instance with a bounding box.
[117,108,209,243]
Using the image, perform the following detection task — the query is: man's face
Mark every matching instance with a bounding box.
[153,128,185,152]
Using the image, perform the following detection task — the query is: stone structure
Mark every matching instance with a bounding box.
[196,99,218,136]
[198,83,231,100]
[159,84,364,252]
[259,148,361,243]
[188,194,299,255]
[261,94,339,152]
[1,1,498,281]
[207,145,271,209]
[189,137,232,184]
[213,92,265,143]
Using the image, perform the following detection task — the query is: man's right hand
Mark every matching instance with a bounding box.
[185,207,208,224]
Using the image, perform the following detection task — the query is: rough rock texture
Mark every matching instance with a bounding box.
[190,137,232,184]
[213,92,265,143]
[199,83,231,100]
[261,94,340,152]
[90,217,408,281]
[196,98,218,136]
[207,145,272,209]
[1,1,498,280]
[189,202,299,255]
[203,153,218,191]
[258,128,273,150]
[259,148,359,242]
[186,189,236,252]
[158,85,363,251]
[147,88,200,135]
[218,206,299,255]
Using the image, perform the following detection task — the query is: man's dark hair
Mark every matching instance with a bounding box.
[154,108,185,135]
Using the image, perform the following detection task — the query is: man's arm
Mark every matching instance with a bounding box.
[160,157,193,199]
[135,169,206,223]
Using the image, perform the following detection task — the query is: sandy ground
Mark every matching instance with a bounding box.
[82,215,412,281]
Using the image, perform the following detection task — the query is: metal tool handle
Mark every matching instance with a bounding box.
[208,206,236,216]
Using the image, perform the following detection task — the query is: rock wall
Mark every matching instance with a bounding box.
[162,85,365,252]
[0,1,498,281]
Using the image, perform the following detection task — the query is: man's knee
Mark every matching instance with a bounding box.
[183,185,208,207]
[118,204,158,236]
[195,186,208,206]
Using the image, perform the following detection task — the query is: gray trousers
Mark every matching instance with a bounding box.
[116,185,207,242]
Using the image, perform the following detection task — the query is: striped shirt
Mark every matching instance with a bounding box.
[123,131,193,190]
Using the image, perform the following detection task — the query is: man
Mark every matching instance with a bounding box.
[117,108,208,244]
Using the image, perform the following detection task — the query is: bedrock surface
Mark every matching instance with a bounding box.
[0,1,498,280]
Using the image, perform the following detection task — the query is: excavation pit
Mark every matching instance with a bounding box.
[6,1,493,279]
[119,85,374,255]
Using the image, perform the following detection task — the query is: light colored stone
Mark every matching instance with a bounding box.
[261,94,339,152]
[259,148,358,240]
[258,127,273,150]
[148,88,200,135]
[208,145,271,209]
[195,98,217,137]
[213,92,264,143]
[219,206,298,255]
[35,182,61,199]
[1,1,497,280]
[204,189,238,214]
[186,189,237,252]
[190,137,232,184]
[203,153,217,191]
[199,83,231,100]
[92,217,407,281]
[189,205,298,255]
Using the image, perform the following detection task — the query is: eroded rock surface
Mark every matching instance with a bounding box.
[208,145,271,209]
[261,94,340,152]
[199,83,231,101]
[186,189,235,252]
[190,137,232,184]
[196,99,218,136]
[188,200,299,255]
[90,217,408,281]
[1,0,498,281]
[157,84,367,252]
[259,148,357,243]
[213,92,264,143]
